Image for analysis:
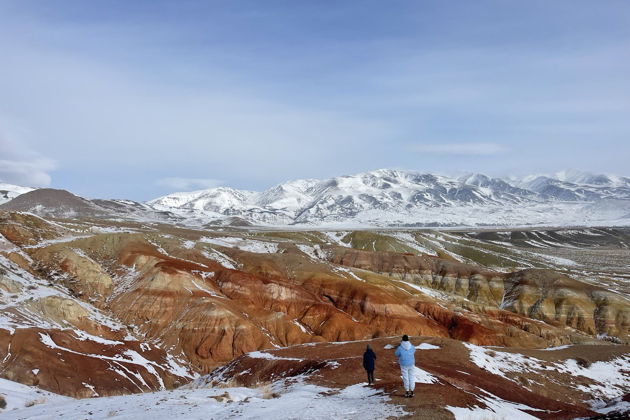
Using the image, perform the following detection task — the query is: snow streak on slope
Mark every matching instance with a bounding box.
[200,236,279,254]
[465,343,630,400]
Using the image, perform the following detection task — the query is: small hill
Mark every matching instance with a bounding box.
[0,188,107,218]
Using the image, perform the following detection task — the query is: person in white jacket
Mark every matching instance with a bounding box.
[394,334,416,398]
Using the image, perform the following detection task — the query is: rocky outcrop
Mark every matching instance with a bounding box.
[56,249,113,305]
[108,257,275,373]
[0,328,188,398]
[502,269,630,339]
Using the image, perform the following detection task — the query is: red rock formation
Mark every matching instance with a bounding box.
[0,327,189,398]
[329,247,629,341]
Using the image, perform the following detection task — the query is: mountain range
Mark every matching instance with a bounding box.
[2,169,630,227]
[148,169,630,226]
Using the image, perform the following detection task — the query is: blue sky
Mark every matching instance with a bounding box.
[1,0,629,200]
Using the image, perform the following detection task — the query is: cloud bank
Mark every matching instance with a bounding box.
[156,177,223,191]
[0,158,55,187]
[411,143,507,156]
[0,130,56,187]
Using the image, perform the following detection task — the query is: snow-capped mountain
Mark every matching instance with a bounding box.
[0,183,34,205]
[518,171,630,202]
[148,169,630,227]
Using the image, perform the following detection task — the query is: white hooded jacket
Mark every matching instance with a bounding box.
[394,340,416,366]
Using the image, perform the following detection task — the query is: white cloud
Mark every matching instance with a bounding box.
[411,142,507,156]
[156,177,223,191]
[0,128,56,187]
[0,158,56,187]
[0,37,391,192]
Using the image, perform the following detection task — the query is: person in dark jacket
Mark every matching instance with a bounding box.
[363,344,377,385]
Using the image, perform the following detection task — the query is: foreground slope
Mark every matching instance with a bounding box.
[0,375,404,420]
[2,336,628,419]
[201,336,630,419]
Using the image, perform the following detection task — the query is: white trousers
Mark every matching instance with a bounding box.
[400,365,415,392]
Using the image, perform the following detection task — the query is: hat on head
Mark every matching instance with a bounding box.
[402,334,409,341]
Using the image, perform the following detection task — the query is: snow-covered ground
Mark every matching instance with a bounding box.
[465,343,630,405]
[0,378,68,412]
[200,236,279,254]
[446,390,544,420]
[0,378,406,420]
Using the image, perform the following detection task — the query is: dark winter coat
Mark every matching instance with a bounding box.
[363,348,376,371]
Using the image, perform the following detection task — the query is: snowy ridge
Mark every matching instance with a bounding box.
[0,183,34,206]
[148,169,630,227]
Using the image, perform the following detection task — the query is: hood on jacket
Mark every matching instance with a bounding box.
[401,341,412,350]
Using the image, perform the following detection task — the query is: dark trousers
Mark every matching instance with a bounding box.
[366,369,374,384]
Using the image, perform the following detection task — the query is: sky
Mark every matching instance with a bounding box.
[1,0,629,200]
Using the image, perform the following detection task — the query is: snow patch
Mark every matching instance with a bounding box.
[247,351,303,361]
[201,249,237,270]
[416,343,440,350]
[200,236,279,254]
[73,330,124,346]
[447,389,543,419]
[413,366,438,384]
[0,378,68,411]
